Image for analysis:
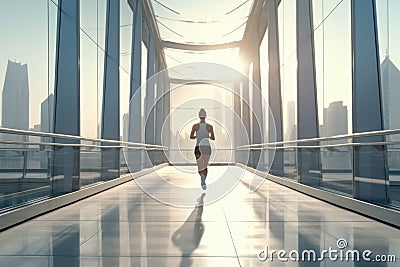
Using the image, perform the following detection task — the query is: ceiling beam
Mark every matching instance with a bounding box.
[161,40,241,51]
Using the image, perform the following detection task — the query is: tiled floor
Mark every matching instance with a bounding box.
[0,166,399,266]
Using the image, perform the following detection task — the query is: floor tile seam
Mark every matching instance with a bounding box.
[79,228,103,247]
[222,207,242,267]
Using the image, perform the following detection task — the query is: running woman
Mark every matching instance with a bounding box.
[190,108,215,190]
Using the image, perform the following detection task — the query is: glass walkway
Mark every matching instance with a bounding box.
[0,166,399,266]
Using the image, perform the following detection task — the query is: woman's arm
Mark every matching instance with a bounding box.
[190,124,197,139]
[208,125,215,140]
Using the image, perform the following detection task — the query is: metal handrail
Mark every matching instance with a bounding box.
[237,128,400,149]
[0,127,167,150]
[237,140,400,150]
[0,140,153,150]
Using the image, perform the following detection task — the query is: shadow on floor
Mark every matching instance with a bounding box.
[171,193,206,267]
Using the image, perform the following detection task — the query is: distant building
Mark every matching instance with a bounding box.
[40,94,54,143]
[122,113,129,142]
[321,101,349,170]
[1,60,29,141]
[381,56,400,133]
[29,124,41,143]
[323,101,348,138]
[285,101,296,140]
[381,57,400,170]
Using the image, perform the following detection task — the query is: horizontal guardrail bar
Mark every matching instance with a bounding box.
[0,140,166,150]
[0,127,167,149]
[237,140,400,150]
[237,128,400,149]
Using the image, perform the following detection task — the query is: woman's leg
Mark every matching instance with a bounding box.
[202,155,210,178]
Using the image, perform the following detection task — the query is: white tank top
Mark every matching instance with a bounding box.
[196,123,210,146]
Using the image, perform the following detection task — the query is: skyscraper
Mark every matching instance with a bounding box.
[2,60,29,131]
[323,101,348,138]
[380,56,400,170]
[40,94,54,142]
[285,101,296,140]
[122,113,129,142]
[380,56,400,133]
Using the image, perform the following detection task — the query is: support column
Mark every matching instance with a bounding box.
[233,82,242,163]
[351,0,388,203]
[268,0,284,176]
[101,0,120,180]
[162,79,171,163]
[296,0,321,186]
[155,58,163,146]
[145,36,155,166]
[128,0,142,171]
[251,48,263,169]
[241,72,252,166]
[155,58,164,164]
[52,0,80,195]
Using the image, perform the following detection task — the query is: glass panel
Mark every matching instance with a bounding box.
[314,26,324,134]
[321,146,353,195]
[312,0,323,29]
[0,142,51,211]
[376,0,400,206]
[260,30,269,144]
[0,0,57,210]
[322,0,351,136]
[80,0,98,41]
[277,0,297,144]
[277,1,284,68]
[277,0,298,179]
[80,0,107,140]
[120,0,133,140]
[323,0,342,18]
[283,148,297,179]
[80,33,100,138]
[0,0,49,132]
[80,146,101,187]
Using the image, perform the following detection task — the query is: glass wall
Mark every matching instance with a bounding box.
[0,1,58,209]
[277,0,298,179]
[311,0,353,194]
[376,0,400,206]
[79,0,107,186]
[120,0,133,141]
[257,0,399,207]
[0,0,165,212]
[278,0,297,142]
[260,30,269,144]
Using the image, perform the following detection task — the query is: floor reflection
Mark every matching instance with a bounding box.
[172,193,206,267]
[0,167,399,267]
